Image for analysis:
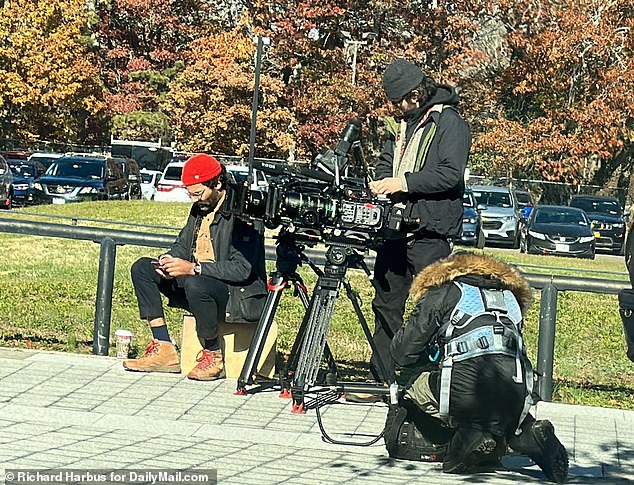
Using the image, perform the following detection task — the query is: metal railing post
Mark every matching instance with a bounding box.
[93,237,116,356]
[536,283,558,401]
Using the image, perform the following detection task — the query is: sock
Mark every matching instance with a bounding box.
[151,325,171,342]
[203,338,220,351]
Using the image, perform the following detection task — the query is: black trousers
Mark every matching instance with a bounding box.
[371,236,451,380]
[131,257,229,339]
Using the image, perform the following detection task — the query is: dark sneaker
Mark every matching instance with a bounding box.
[443,428,499,474]
[510,419,569,483]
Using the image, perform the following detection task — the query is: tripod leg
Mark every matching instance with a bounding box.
[291,276,340,413]
[279,277,311,398]
[236,274,286,395]
[343,279,389,383]
[285,278,338,387]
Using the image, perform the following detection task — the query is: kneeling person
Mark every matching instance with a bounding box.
[390,252,568,483]
[124,154,267,380]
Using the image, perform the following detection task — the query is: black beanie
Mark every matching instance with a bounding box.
[382,59,424,102]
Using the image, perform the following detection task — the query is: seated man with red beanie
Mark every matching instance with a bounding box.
[124,154,267,380]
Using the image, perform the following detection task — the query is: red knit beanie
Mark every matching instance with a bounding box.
[181,154,222,186]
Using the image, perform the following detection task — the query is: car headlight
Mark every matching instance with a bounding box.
[613,223,624,229]
[579,236,595,243]
[79,187,98,194]
[462,217,478,224]
[33,183,43,191]
[528,230,546,240]
[502,216,515,223]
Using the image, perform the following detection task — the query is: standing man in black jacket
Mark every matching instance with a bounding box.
[361,59,470,392]
[124,154,267,380]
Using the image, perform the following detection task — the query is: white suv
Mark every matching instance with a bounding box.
[154,161,189,202]
[154,161,268,203]
[140,168,163,200]
[225,164,269,191]
[472,185,521,248]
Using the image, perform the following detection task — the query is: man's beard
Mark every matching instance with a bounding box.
[196,189,223,210]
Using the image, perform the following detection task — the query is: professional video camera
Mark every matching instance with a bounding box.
[229,119,414,249]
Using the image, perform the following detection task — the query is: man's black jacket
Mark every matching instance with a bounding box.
[167,198,267,323]
[391,252,532,370]
[375,86,471,238]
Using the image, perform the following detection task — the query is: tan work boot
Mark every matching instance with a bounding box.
[187,349,226,381]
[123,339,181,373]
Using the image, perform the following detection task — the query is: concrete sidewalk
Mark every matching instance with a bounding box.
[0,348,632,484]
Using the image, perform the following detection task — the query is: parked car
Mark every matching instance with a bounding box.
[28,152,64,170]
[569,195,625,254]
[459,188,485,248]
[0,155,14,209]
[154,160,189,202]
[1,150,31,164]
[155,160,268,203]
[114,157,142,200]
[140,169,162,200]
[471,185,521,248]
[33,155,128,204]
[8,159,46,205]
[519,205,595,259]
[225,164,269,191]
[515,189,535,222]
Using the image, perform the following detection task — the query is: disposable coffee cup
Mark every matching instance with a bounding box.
[115,329,133,359]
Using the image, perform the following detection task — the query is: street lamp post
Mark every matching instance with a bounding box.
[345,39,367,85]
[247,35,270,184]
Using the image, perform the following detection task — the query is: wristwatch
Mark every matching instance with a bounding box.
[193,263,202,276]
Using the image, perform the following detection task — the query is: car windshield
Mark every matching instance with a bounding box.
[516,192,532,205]
[48,160,104,179]
[228,170,248,184]
[8,162,36,178]
[141,173,155,184]
[473,190,512,208]
[463,192,476,207]
[535,208,588,226]
[571,198,621,215]
[32,156,60,168]
[163,166,182,181]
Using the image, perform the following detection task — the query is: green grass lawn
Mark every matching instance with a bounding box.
[0,201,632,409]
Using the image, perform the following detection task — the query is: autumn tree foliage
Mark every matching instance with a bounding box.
[0,0,632,191]
[0,0,105,143]
[161,29,296,157]
[475,1,634,185]
[260,0,510,159]
[93,0,219,140]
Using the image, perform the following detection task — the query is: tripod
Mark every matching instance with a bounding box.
[236,229,391,413]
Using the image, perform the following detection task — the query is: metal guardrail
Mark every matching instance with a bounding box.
[13,210,181,232]
[0,218,175,356]
[0,217,629,401]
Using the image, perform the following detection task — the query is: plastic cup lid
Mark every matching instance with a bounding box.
[115,329,133,337]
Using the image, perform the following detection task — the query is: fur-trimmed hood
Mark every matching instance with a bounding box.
[410,252,533,314]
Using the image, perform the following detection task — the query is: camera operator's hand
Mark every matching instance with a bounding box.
[369,177,403,195]
[159,257,197,277]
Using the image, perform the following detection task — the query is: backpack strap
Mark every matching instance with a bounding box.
[439,281,533,430]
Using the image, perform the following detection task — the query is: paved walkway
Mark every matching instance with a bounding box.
[0,348,632,484]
